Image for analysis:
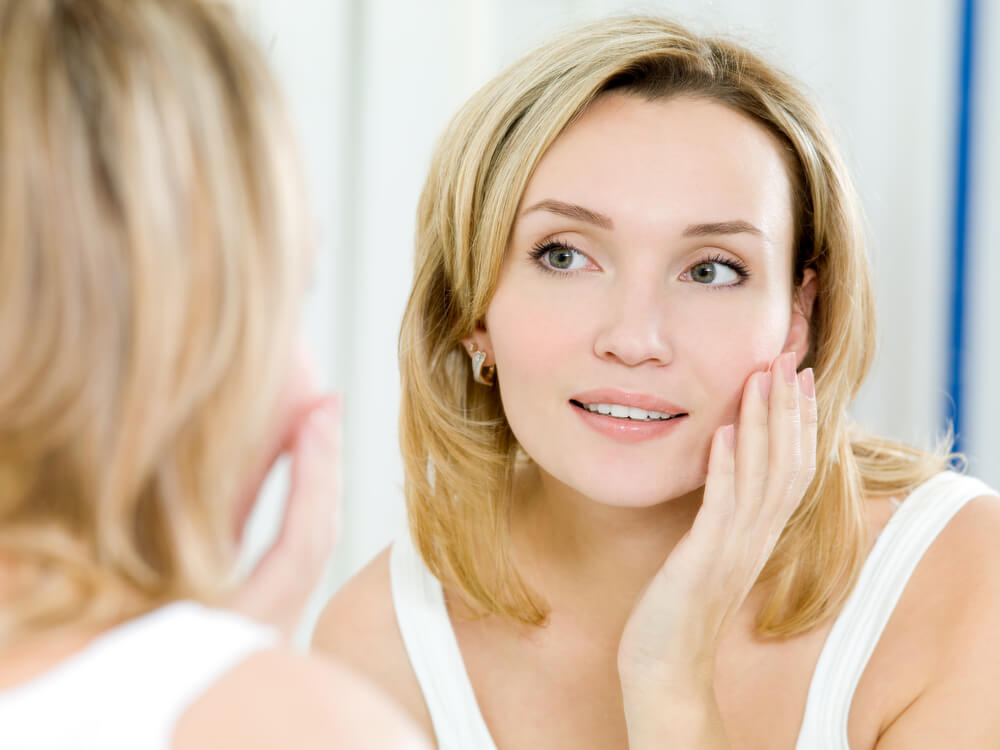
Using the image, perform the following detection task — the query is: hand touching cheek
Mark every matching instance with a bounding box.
[618,352,817,701]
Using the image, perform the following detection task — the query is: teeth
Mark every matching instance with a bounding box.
[582,403,677,421]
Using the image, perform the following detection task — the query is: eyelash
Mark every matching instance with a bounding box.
[528,240,752,286]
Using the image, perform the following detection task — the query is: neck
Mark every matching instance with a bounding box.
[510,463,703,634]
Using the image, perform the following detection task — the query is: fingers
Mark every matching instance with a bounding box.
[732,370,771,531]
[765,352,802,503]
[795,368,818,503]
[740,353,814,577]
[235,394,342,635]
[687,423,736,556]
[277,395,342,566]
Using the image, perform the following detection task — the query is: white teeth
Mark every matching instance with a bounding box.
[627,406,653,420]
[581,403,677,421]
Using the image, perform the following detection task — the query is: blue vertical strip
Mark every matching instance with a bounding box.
[947,0,977,453]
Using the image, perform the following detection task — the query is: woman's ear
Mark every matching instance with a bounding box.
[459,325,495,365]
[782,268,818,366]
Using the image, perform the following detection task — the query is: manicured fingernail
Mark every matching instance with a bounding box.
[758,372,772,402]
[800,368,815,398]
[781,352,797,385]
[722,423,735,449]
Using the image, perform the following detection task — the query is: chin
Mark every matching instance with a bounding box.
[566,466,708,509]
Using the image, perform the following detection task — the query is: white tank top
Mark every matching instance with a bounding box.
[390,471,998,749]
[0,601,278,750]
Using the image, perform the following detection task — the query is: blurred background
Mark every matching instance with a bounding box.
[228,0,999,642]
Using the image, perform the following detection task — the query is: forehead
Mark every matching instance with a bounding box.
[517,93,796,250]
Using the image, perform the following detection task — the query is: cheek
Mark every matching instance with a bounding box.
[276,344,322,433]
[486,279,583,385]
[234,342,322,534]
[679,299,789,418]
[258,342,322,468]
[484,277,591,456]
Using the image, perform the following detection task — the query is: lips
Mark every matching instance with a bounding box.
[568,388,689,444]
[569,388,688,419]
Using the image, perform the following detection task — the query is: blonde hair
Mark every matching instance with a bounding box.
[400,15,951,636]
[0,0,310,641]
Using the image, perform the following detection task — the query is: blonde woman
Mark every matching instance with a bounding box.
[0,1,427,748]
[313,15,1000,750]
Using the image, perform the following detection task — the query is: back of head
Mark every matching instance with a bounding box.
[0,0,310,642]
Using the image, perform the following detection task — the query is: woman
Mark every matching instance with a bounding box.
[0,1,427,748]
[313,15,1000,749]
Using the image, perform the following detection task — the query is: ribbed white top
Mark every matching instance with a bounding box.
[0,602,278,750]
[391,471,997,749]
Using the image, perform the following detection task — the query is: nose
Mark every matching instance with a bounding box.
[592,276,674,367]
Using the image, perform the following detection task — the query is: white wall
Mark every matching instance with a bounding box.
[233,0,998,642]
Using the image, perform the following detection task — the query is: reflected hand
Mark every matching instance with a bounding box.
[230,396,342,636]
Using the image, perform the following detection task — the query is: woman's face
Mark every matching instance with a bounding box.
[479,93,814,508]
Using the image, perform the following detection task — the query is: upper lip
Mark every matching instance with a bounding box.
[569,388,687,415]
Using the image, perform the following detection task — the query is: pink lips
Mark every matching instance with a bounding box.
[571,389,685,415]
[569,388,688,444]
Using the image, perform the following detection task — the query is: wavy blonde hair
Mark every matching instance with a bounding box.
[399,15,950,636]
[0,0,309,642]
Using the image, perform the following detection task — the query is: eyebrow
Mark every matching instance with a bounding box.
[681,220,767,240]
[521,200,768,243]
[521,200,613,229]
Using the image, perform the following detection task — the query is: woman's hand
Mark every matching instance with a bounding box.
[617,351,816,744]
[230,396,342,637]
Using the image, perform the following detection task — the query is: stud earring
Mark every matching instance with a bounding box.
[467,343,496,387]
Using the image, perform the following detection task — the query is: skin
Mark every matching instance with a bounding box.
[314,94,1000,748]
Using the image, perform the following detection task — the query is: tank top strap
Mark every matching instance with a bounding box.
[796,471,999,748]
[390,531,498,750]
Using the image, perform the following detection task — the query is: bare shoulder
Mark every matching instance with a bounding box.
[311,545,434,737]
[913,491,1000,616]
[172,646,431,750]
[875,491,1000,747]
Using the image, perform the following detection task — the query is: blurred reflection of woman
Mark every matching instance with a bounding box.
[0,2,426,748]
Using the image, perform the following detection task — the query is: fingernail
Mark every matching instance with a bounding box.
[781,352,797,385]
[310,395,341,432]
[722,423,735,449]
[800,368,815,398]
[758,372,772,402]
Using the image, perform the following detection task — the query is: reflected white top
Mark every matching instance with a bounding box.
[0,602,278,750]
[391,471,998,749]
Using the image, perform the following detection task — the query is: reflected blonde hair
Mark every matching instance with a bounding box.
[400,15,950,636]
[0,0,309,641]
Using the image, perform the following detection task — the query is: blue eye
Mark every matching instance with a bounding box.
[529,241,591,272]
[690,261,735,284]
[547,247,579,269]
[685,256,750,286]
